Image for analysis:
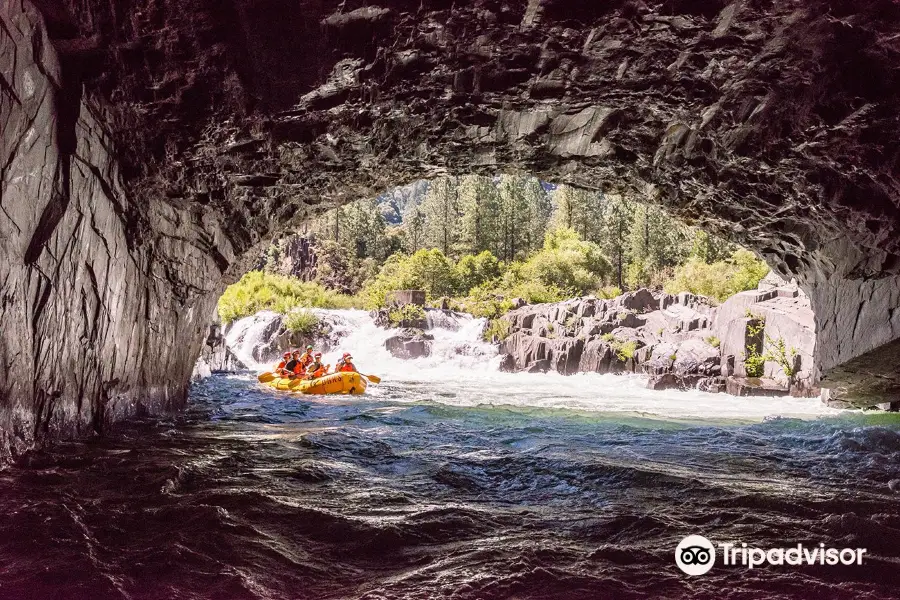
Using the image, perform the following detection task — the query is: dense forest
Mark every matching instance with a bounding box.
[220,176,769,325]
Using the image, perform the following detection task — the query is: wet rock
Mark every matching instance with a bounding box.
[385,329,433,359]
[673,338,720,376]
[725,377,790,397]
[192,322,247,380]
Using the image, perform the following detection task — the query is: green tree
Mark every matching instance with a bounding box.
[599,195,634,289]
[421,177,461,257]
[361,248,459,307]
[496,175,530,261]
[521,177,551,253]
[520,228,611,295]
[550,185,604,244]
[626,203,691,288]
[690,229,736,263]
[402,201,426,254]
[457,175,500,256]
[456,250,502,294]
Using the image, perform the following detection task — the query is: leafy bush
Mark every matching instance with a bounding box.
[706,336,721,348]
[284,309,320,334]
[664,249,769,302]
[388,303,426,326]
[218,271,357,324]
[766,335,799,378]
[612,340,638,361]
[361,248,458,308]
[744,350,766,377]
[483,318,511,342]
[519,228,611,295]
[596,286,623,299]
[456,251,502,295]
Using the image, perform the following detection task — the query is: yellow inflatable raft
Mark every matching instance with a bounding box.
[265,371,368,395]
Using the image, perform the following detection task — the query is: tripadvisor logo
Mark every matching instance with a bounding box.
[675,535,716,575]
[675,535,868,575]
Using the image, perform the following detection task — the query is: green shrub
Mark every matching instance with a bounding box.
[456,251,502,295]
[601,333,615,342]
[596,286,622,299]
[612,340,638,361]
[744,350,766,377]
[519,228,611,296]
[664,249,769,302]
[218,271,357,324]
[706,336,721,348]
[388,303,426,326]
[764,335,799,379]
[284,309,320,334]
[483,318,511,342]
[361,248,458,308]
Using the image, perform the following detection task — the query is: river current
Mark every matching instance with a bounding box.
[1,310,899,599]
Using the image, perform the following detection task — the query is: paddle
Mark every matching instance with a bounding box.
[257,372,276,383]
[363,374,381,384]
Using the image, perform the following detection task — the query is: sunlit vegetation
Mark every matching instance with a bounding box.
[219,176,771,323]
[218,271,358,324]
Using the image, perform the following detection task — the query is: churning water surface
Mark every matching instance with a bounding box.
[1,310,899,599]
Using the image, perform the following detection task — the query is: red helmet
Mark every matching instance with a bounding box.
[282,352,291,358]
[343,353,351,358]
[315,352,322,357]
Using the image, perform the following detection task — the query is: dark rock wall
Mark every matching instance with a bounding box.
[0,1,232,456]
[3,0,900,455]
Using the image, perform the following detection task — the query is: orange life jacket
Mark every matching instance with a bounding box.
[276,360,286,371]
[338,362,355,373]
[300,352,313,367]
[308,362,327,379]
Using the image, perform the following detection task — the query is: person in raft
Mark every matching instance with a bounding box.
[274,351,290,375]
[280,350,305,378]
[336,353,356,373]
[306,352,329,379]
[298,345,315,371]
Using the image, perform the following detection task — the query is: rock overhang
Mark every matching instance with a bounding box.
[3,0,900,455]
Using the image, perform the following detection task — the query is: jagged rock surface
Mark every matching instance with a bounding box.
[3,0,900,455]
[385,330,433,360]
[192,322,247,381]
[499,284,820,398]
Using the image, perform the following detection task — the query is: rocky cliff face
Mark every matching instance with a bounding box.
[498,281,823,400]
[3,0,900,455]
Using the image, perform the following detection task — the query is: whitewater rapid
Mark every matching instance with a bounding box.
[225,309,842,423]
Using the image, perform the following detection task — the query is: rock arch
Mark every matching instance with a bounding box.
[2,0,899,455]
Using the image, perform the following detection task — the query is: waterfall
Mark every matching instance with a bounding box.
[224,309,499,375]
[224,310,283,369]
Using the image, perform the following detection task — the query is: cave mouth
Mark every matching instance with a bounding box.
[208,175,837,404]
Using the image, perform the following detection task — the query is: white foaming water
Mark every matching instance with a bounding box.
[230,309,843,421]
[225,310,283,369]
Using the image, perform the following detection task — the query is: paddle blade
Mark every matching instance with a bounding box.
[288,377,304,389]
[257,372,276,383]
[364,374,381,384]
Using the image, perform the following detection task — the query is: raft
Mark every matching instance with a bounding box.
[265,371,368,395]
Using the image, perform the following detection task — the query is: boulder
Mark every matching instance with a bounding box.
[673,338,720,376]
[384,329,434,359]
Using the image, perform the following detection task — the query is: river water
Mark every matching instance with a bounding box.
[1,310,899,599]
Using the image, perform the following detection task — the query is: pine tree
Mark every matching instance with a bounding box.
[550,185,604,244]
[402,201,426,254]
[600,194,634,290]
[457,175,500,256]
[521,177,551,254]
[497,175,530,262]
[421,177,461,257]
